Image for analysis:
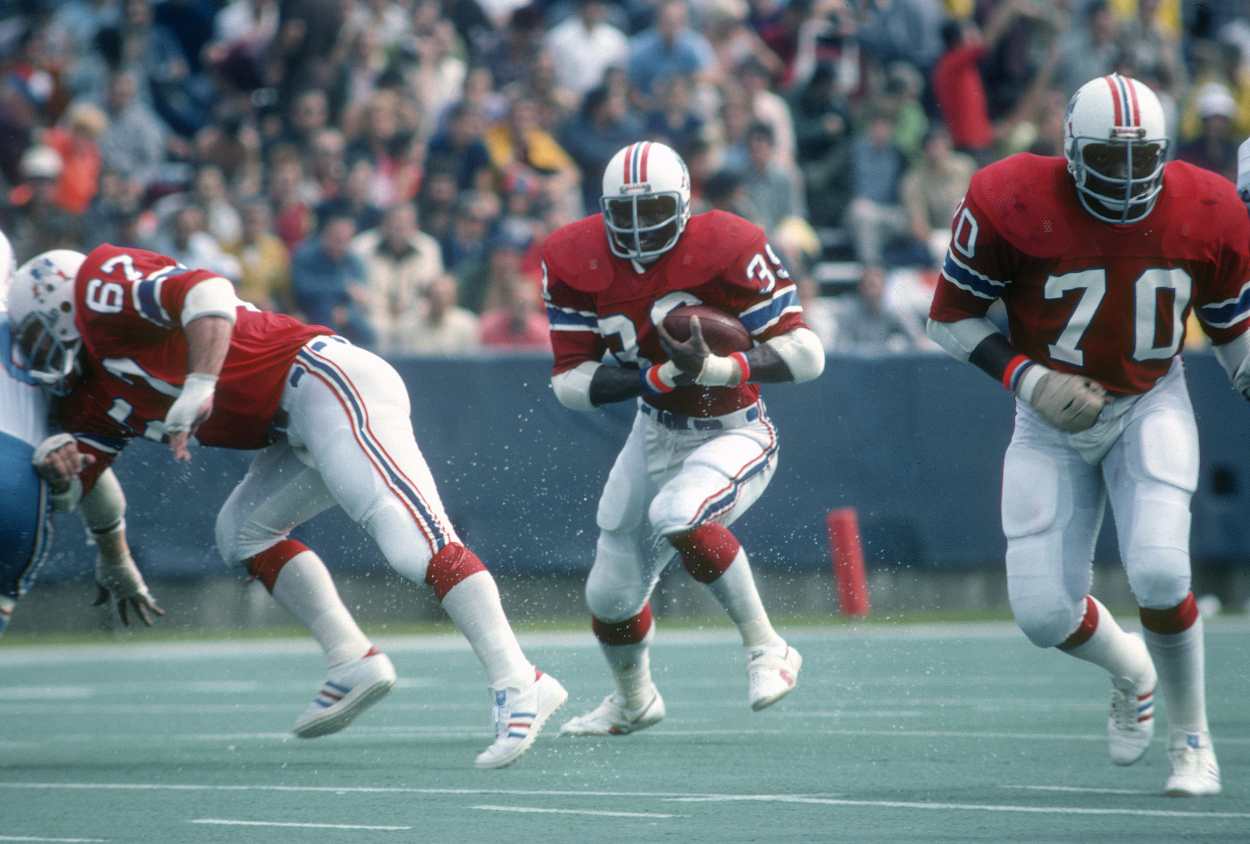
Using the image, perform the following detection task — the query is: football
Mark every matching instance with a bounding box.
[662,305,752,356]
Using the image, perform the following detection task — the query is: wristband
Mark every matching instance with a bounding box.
[640,360,683,394]
[695,352,749,387]
[1002,355,1033,392]
[1014,363,1047,404]
[165,372,218,432]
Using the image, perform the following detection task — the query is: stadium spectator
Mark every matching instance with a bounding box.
[479,275,551,349]
[289,212,377,349]
[626,0,717,112]
[833,264,926,355]
[81,165,148,250]
[785,59,852,230]
[843,106,914,268]
[543,0,631,100]
[189,163,244,251]
[426,99,495,193]
[482,94,580,216]
[352,202,446,354]
[315,155,386,235]
[1052,0,1121,100]
[305,127,349,204]
[1176,83,1240,182]
[401,272,481,354]
[742,121,807,239]
[1116,0,1188,107]
[6,145,83,264]
[93,70,169,191]
[228,196,293,313]
[642,73,703,158]
[899,123,976,267]
[41,101,107,217]
[736,55,796,165]
[155,203,243,283]
[560,84,645,217]
[265,149,316,251]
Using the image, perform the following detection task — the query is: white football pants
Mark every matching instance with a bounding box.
[215,336,459,583]
[1002,359,1198,648]
[585,399,778,622]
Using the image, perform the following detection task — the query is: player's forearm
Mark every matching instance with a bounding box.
[928,317,1034,392]
[756,328,824,383]
[589,364,647,406]
[183,315,232,376]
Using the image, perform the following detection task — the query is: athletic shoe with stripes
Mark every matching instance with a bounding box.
[475,670,568,769]
[746,643,801,711]
[1165,730,1221,797]
[1108,662,1156,766]
[292,647,397,738]
[559,688,666,736]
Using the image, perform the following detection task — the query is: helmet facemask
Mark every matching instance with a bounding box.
[1069,134,1168,225]
[12,308,80,394]
[5,249,86,395]
[601,193,685,261]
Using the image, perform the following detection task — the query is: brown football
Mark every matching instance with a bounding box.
[662,305,752,356]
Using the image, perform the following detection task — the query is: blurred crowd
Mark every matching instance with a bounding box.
[0,0,1246,357]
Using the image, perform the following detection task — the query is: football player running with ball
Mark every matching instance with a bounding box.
[927,75,1250,797]
[542,141,825,736]
[10,244,566,769]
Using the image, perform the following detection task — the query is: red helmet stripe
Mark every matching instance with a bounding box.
[1103,76,1124,125]
[637,141,650,182]
[622,141,653,185]
[622,143,636,185]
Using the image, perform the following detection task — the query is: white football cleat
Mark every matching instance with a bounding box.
[1108,661,1156,766]
[475,670,568,769]
[1165,730,1221,797]
[746,643,801,711]
[293,647,397,738]
[559,688,666,736]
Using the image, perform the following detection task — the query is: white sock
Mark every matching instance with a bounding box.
[441,570,534,692]
[1062,597,1154,689]
[705,550,783,650]
[601,626,655,710]
[1144,615,1209,735]
[271,551,372,668]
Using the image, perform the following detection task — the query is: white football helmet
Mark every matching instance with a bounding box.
[6,249,86,394]
[1064,74,1169,225]
[600,141,691,261]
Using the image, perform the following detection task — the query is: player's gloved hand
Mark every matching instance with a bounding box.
[164,373,217,462]
[32,433,93,512]
[1015,365,1107,433]
[94,547,164,627]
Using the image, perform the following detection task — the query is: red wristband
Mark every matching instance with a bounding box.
[730,352,750,384]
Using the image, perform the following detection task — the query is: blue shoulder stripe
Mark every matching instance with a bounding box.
[942,253,1007,300]
[1197,281,1250,330]
[740,286,800,336]
[545,304,599,333]
[133,277,173,328]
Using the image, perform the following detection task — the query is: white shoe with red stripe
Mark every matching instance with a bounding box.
[292,648,397,738]
[1108,660,1156,766]
[746,643,801,711]
[475,670,568,769]
[1165,730,1221,796]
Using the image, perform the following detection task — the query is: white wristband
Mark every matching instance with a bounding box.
[164,373,218,433]
[695,354,746,387]
[1014,364,1047,404]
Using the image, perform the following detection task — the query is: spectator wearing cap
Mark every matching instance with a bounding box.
[351,202,447,354]
[1177,84,1240,183]
[6,145,84,263]
[543,0,630,100]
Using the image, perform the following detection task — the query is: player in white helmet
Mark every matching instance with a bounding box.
[543,141,825,736]
[927,74,1247,796]
[21,240,566,768]
[2,245,162,634]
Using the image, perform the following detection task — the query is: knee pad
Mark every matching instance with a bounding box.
[670,523,740,584]
[1010,592,1084,649]
[1001,449,1059,539]
[425,543,487,601]
[585,531,652,622]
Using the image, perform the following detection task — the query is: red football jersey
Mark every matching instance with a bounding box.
[63,244,332,475]
[542,210,809,417]
[930,154,1250,395]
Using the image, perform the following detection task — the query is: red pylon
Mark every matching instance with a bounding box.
[826,507,870,618]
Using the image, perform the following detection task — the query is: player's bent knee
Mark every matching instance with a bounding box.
[1127,551,1191,610]
[585,534,650,621]
[1010,593,1082,649]
[362,500,439,583]
[424,543,488,600]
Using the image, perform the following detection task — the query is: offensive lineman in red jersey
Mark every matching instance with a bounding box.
[14,243,567,769]
[928,75,1250,796]
[542,141,825,735]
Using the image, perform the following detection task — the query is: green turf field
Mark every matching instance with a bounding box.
[1,620,1246,843]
